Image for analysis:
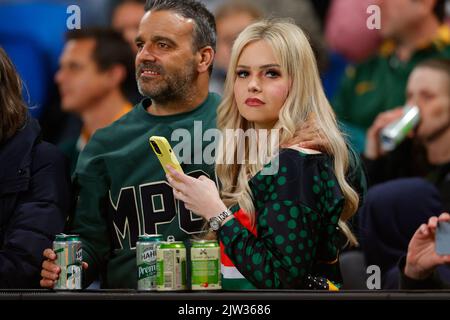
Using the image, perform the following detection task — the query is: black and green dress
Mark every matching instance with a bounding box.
[220,148,349,290]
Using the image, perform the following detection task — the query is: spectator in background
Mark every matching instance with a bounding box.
[363,59,450,205]
[56,29,135,173]
[358,59,450,288]
[333,0,450,153]
[325,0,382,63]
[111,0,145,104]
[112,0,146,54]
[322,0,382,102]
[210,0,263,94]
[309,57,450,288]
[0,47,70,288]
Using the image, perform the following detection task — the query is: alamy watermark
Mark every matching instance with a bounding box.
[170,121,280,175]
[367,4,381,30]
[366,265,381,290]
[66,5,81,30]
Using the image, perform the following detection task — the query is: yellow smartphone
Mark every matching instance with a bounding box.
[149,136,183,175]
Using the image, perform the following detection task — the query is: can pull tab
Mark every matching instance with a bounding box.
[167,235,175,242]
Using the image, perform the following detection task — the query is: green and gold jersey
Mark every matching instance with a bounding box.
[70,93,220,289]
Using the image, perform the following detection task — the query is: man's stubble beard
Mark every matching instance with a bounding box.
[137,59,198,105]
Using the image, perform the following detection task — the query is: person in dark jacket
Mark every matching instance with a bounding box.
[0,47,71,288]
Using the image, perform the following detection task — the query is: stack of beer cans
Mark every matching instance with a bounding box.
[137,234,221,291]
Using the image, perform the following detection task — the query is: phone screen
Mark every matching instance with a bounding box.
[436,221,450,255]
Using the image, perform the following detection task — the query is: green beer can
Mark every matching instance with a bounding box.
[190,240,221,290]
[156,236,187,291]
[136,234,163,290]
[53,234,82,290]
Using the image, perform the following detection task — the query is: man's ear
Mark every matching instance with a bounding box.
[106,64,127,89]
[197,46,215,74]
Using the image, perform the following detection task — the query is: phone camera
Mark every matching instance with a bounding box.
[151,140,162,155]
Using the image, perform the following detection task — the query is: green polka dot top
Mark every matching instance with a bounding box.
[219,148,346,289]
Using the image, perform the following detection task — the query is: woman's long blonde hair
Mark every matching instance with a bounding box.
[216,19,359,245]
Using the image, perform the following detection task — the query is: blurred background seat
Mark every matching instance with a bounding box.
[340,250,368,290]
[0,1,68,119]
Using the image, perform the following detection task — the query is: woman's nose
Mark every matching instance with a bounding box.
[248,76,261,93]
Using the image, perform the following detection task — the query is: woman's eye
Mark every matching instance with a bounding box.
[236,70,249,78]
[266,70,280,78]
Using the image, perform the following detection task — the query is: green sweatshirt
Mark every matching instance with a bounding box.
[70,93,220,288]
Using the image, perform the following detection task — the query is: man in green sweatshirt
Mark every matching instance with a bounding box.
[40,0,218,289]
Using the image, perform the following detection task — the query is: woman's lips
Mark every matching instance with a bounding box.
[245,98,265,107]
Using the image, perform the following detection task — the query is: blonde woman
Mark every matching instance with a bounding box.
[167,19,364,290]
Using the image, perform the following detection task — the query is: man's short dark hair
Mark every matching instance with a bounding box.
[417,58,450,80]
[145,0,216,73]
[65,28,135,97]
[433,0,446,23]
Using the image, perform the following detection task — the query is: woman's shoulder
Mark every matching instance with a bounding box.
[254,148,337,190]
[286,146,322,155]
[256,147,333,178]
[252,147,344,214]
[275,147,332,168]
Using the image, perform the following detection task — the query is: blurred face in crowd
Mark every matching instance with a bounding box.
[406,66,450,140]
[112,2,145,53]
[378,0,432,39]
[234,40,290,129]
[135,10,198,104]
[216,11,255,71]
[55,39,112,113]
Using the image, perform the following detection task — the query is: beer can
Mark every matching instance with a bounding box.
[53,234,82,290]
[380,105,420,152]
[136,234,163,290]
[190,240,221,290]
[156,236,187,291]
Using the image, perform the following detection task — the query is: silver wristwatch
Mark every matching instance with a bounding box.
[209,209,233,231]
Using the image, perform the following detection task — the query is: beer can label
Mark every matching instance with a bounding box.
[156,244,186,291]
[191,241,221,290]
[53,235,82,290]
[137,242,158,290]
